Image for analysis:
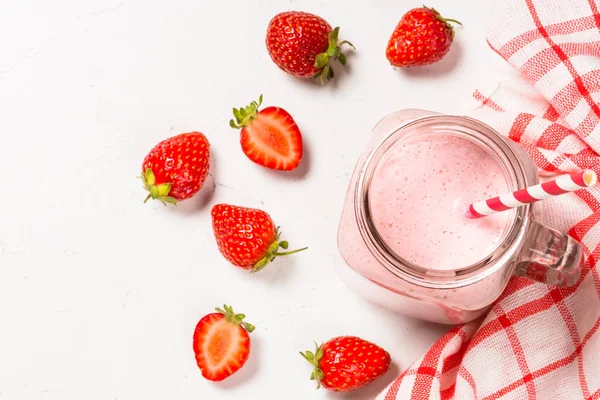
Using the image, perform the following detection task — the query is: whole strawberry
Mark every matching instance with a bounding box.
[211,204,307,272]
[230,95,303,171]
[266,11,354,84]
[386,6,461,67]
[301,336,391,392]
[193,304,254,381]
[140,132,210,205]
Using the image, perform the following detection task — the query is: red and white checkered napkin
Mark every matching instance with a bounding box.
[378,1,600,399]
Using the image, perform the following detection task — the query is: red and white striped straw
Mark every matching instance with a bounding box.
[467,170,597,219]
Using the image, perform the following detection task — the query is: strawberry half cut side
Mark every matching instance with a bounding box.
[193,305,255,382]
[230,95,303,171]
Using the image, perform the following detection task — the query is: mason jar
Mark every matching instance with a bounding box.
[336,110,583,324]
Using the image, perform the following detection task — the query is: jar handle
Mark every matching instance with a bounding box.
[515,221,583,287]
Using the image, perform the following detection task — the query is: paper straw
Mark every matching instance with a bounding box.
[467,170,597,219]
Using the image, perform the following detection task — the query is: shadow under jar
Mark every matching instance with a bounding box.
[336,110,583,324]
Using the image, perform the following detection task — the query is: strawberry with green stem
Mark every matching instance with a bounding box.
[301,336,391,391]
[266,11,355,84]
[140,131,210,205]
[211,203,307,272]
[386,6,462,67]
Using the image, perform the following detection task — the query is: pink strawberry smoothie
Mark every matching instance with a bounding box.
[337,109,522,323]
[368,134,511,270]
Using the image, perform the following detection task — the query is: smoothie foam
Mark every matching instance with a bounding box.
[369,134,513,270]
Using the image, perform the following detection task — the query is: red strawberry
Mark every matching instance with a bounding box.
[386,6,461,67]
[301,336,391,392]
[211,204,307,272]
[266,11,354,83]
[229,95,303,171]
[193,305,255,381]
[141,132,210,205]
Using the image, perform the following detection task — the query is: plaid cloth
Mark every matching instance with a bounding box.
[378,1,600,399]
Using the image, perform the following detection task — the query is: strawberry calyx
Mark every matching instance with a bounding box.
[230,95,263,129]
[140,168,178,206]
[313,27,355,85]
[251,227,308,273]
[300,342,325,389]
[215,304,255,333]
[424,5,462,38]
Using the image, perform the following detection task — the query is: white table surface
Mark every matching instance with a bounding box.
[0,0,514,399]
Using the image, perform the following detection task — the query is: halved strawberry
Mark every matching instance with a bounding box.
[230,95,303,171]
[193,305,255,382]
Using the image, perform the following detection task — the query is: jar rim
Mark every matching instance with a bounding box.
[354,114,533,288]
